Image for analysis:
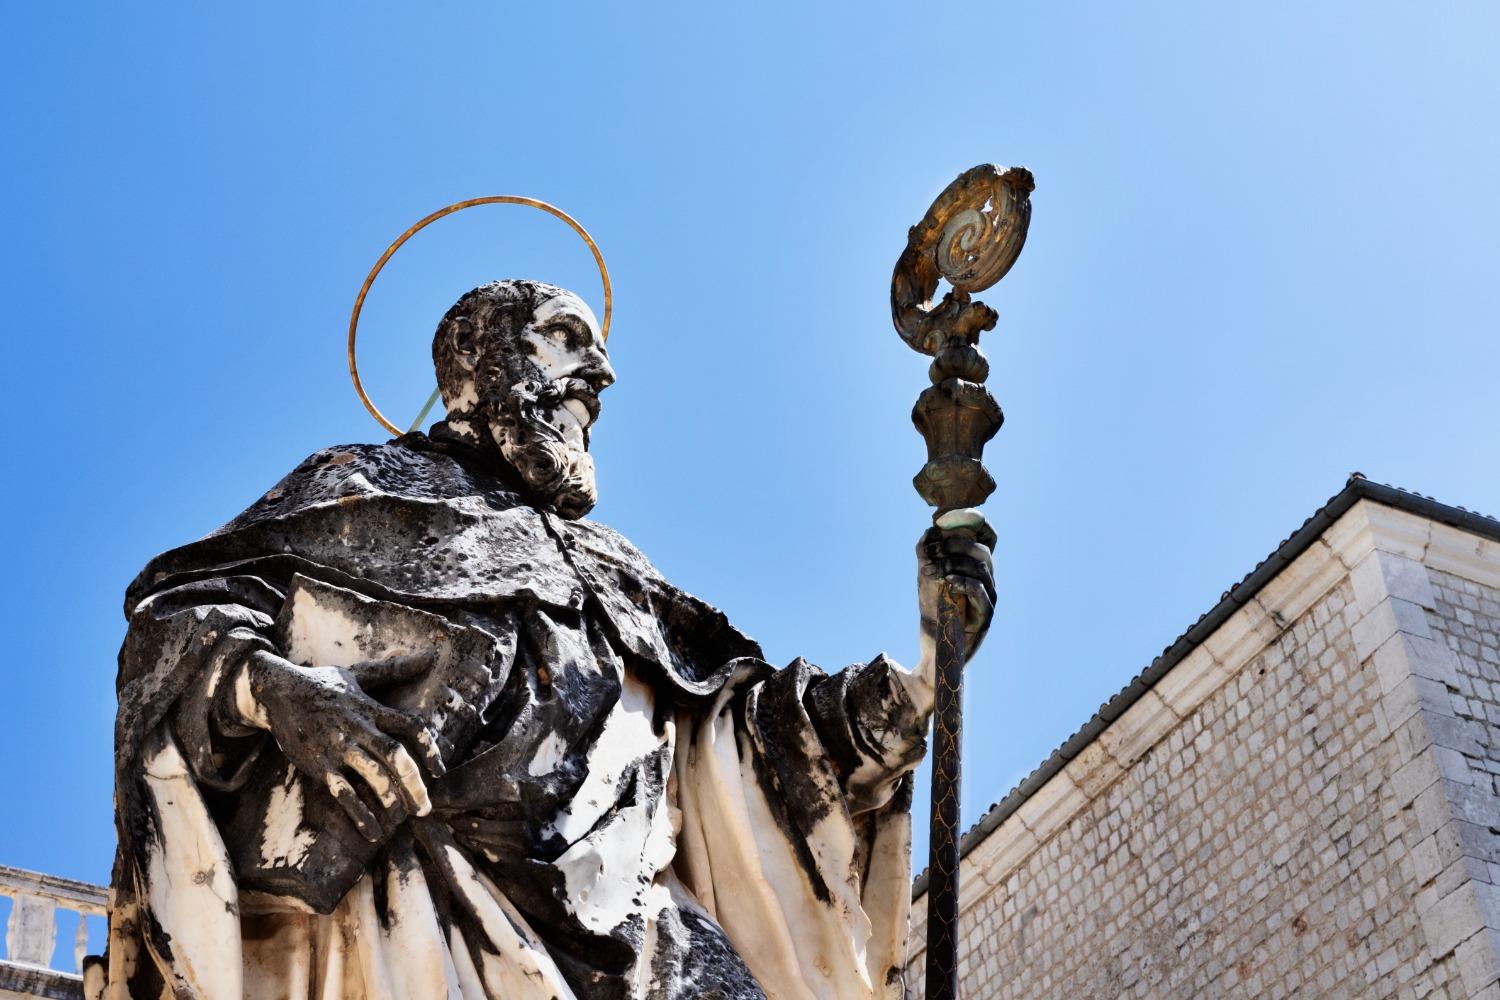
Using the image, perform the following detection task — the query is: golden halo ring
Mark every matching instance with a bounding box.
[347,195,612,436]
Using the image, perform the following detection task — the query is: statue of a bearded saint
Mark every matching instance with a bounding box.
[95,279,996,1000]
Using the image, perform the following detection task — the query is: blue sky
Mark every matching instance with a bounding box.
[3,0,1498,917]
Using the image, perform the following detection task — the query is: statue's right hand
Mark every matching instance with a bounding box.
[241,649,445,843]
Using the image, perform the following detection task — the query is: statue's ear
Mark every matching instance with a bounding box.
[447,316,480,372]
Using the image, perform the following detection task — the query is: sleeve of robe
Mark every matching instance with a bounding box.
[103,575,286,1000]
[671,654,927,1000]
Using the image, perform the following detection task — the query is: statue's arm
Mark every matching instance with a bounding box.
[122,576,441,842]
[119,576,284,788]
[787,511,996,813]
[803,655,928,815]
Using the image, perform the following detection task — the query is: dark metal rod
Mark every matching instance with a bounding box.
[925,585,967,1000]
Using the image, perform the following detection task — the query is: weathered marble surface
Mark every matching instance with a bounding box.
[93,279,991,999]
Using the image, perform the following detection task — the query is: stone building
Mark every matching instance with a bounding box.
[906,478,1500,999]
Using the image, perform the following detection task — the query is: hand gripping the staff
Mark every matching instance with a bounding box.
[906,508,997,718]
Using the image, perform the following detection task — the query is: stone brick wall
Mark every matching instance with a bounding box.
[906,501,1500,999]
[1427,568,1500,852]
[1423,570,1500,940]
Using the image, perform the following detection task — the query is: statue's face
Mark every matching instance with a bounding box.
[479,289,614,519]
[508,291,614,455]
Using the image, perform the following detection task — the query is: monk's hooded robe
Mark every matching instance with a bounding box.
[94,428,925,1000]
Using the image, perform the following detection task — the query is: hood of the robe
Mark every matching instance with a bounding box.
[125,431,761,699]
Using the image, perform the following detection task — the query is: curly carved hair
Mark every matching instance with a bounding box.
[431,279,569,409]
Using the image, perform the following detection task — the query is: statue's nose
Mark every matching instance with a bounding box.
[583,348,616,391]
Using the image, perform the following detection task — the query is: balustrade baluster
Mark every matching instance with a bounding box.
[5,893,57,968]
[0,862,109,988]
[73,911,90,973]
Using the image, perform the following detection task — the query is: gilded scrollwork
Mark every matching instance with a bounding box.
[891,164,1034,357]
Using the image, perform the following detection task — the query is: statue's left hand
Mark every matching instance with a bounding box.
[238,649,446,842]
[916,508,997,660]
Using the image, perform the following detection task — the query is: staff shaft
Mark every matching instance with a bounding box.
[925,586,966,1000]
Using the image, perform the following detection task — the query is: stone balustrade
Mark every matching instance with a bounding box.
[0,864,105,999]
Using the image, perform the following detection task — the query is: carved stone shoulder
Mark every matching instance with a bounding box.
[214,437,521,537]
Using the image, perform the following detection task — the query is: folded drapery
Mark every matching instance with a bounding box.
[96,436,925,999]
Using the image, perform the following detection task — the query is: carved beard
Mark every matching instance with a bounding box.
[483,376,598,520]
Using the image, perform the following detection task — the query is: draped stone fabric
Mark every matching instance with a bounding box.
[92,431,925,999]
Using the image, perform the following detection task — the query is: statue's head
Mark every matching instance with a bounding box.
[432,279,615,519]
